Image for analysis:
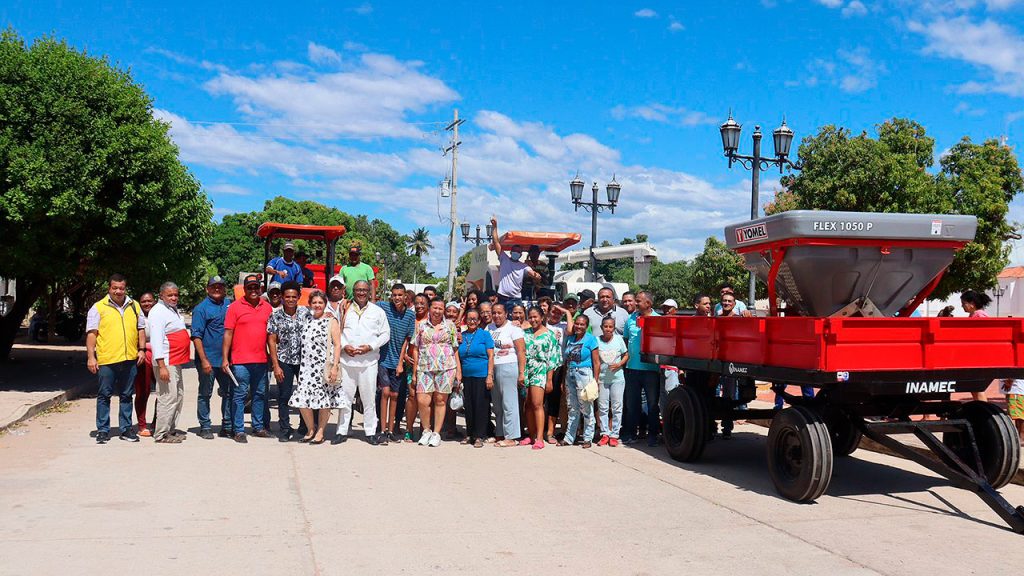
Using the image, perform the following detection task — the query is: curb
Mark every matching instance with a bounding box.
[748,418,1024,487]
[0,380,96,434]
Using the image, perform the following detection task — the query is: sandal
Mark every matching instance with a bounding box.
[460,437,471,445]
[299,435,315,443]
[545,435,557,445]
[496,439,518,448]
[518,437,533,446]
[473,439,484,448]
[557,440,570,447]
[310,436,325,445]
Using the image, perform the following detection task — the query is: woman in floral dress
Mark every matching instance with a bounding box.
[410,297,461,447]
[521,306,561,450]
[289,290,342,444]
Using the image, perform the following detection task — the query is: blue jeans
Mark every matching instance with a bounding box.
[96,360,137,434]
[774,386,815,409]
[196,364,233,431]
[232,363,268,433]
[623,368,661,441]
[564,366,595,444]
[276,363,299,432]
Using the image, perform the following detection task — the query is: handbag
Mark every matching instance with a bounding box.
[449,389,464,411]
[578,376,600,403]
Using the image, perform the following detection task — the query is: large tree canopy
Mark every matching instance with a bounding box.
[772,118,1022,300]
[0,31,212,360]
[207,196,432,287]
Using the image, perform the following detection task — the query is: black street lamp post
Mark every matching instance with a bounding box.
[570,174,621,282]
[461,222,494,246]
[720,112,801,310]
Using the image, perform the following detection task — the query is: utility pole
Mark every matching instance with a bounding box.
[444,109,465,300]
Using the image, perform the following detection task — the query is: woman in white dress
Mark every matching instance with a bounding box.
[289,290,342,444]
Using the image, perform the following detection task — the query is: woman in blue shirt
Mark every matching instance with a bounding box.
[560,315,601,448]
[456,309,494,448]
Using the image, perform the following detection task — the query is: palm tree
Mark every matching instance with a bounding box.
[405,227,433,285]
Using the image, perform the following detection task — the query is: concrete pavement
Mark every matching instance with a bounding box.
[3,364,1024,574]
[0,343,93,432]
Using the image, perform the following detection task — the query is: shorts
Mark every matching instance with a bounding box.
[1008,394,1024,420]
[377,366,407,393]
[417,369,456,394]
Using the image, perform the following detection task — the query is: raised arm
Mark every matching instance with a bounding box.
[489,216,502,254]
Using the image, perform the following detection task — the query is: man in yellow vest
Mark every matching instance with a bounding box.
[86,274,147,444]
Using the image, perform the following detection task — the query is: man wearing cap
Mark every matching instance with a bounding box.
[341,245,376,301]
[265,242,304,286]
[660,299,678,316]
[264,282,283,311]
[488,217,542,307]
[326,275,347,321]
[191,275,233,439]
[583,287,628,335]
[577,289,596,313]
[222,274,274,443]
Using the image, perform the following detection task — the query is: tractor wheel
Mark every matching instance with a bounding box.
[663,385,709,462]
[943,401,1020,489]
[823,407,863,457]
[767,406,834,502]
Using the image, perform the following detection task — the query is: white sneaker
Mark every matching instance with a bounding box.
[428,432,441,447]
[418,430,433,446]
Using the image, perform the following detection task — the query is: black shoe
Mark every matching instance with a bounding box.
[120,430,140,443]
[388,432,400,444]
[233,433,248,444]
[218,428,233,438]
[367,434,381,446]
[252,429,271,438]
[199,429,215,440]
[96,431,110,444]
[330,435,347,445]
[278,430,293,443]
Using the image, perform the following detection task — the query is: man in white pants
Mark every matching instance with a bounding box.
[334,280,390,445]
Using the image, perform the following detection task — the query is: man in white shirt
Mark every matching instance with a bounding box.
[336,280,390,444]
[489,216,542,307]
[148,282,192,444]
[583,287,629,335]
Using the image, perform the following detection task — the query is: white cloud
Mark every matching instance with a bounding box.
[611,103,718,126]
[817,0,845,6]
[842,0,868,16]
[207,183,254,196]
[791,47,885,92]
[307,42,342,66]
[668,20,685,32]
[354,3,373,14]
[202,50,459,140]
[634,8,658,18]
[909,16,1024,96]
[953,101,987,116]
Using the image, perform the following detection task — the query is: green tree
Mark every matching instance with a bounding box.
[689,237,753,301]
[0,31,213,360]
[644,260,693,306]
[774,118,1023,298]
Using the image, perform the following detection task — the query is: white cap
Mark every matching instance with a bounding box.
[446,301,461,310]
[329,274,345,287]
[662,299,678,308]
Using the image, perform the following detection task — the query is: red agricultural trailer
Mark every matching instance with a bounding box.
[641,210,1024,532]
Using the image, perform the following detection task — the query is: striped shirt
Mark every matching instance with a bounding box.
[378,301,415,370]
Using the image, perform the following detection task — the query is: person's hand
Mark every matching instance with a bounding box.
[201,359,213,375]
[158,365,170,383]
[396,363,404,376]
[344,345,358,356]
[273,365,284,382]
[485,375,494,390]
[87,357,98,375]
[221,361,231,374]
[277,269,287,278]
[490,216,497,227]
[517,373,525,388]
[328,365,339,383]
[136,350,146,367]
[359,344,371,354]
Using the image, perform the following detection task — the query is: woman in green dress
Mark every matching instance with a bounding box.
[521,306,562,450]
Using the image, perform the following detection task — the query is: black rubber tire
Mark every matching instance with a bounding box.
[943,401,1020,489]
[663,385,709,462]
[767,406,834,502]
[823,407,863,457]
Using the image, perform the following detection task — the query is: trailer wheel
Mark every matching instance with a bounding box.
[943,401,1020,489]
[824,408,862,457]
[663,385,709,462]
[767,406,834,502]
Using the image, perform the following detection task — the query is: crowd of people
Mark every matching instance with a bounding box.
[85,217,1023,448]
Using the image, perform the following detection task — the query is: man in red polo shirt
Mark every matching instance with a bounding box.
[222,274,273,443]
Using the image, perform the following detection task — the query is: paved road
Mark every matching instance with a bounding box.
[2,368,1023,575]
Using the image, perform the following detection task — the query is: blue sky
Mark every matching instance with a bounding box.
[5,0,1024,274]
